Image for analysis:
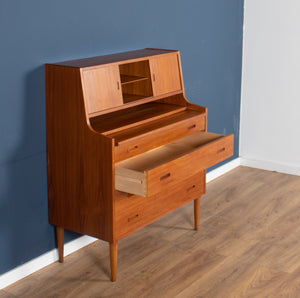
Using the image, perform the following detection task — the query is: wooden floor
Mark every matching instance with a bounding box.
[2,166,300,297]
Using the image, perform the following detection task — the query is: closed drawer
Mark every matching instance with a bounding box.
[112,110,206,162]
[115,131,233,197]
[115,171,205,239]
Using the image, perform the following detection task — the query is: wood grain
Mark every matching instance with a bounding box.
[56,226,64,263]
[52,48,178,68]
[45,48,232,282]
[150,53,182,96]
[81,65,123,113]
[5,167,300,297]
[90,102,185,134]
[46,65,114,241]
[110,110,205,144]
[119,59,153,102]
[116,132,231,172]
[194,197,201,230]
[115,171,205,239]
[115,132,233,197]
[110,242,118,282]
[112,111,206,162]
[0,290,16,298]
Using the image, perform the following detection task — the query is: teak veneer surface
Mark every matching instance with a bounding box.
[46,65,115,241]
[115,132,233,197]
[90,102,185,134]
[4,167,300,297]
[120,75,148,84]
[45,48,233,282]
[112,110,206,162]
[150,54,182,96]
[108,110,205,144]
[81,65,123,112]
[52,48,177,68]
[116,132,230,172]
[115,171,205,238]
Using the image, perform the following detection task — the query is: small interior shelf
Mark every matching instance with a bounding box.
[120,75,148,85]
[119,60,153,104]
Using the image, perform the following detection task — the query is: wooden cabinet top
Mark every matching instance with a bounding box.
[49,48,178,68]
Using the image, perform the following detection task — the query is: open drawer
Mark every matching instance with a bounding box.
[115,131,234,197]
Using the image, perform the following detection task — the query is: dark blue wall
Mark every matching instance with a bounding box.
[0,0,244,275]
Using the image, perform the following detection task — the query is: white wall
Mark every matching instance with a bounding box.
[240,0,300,175]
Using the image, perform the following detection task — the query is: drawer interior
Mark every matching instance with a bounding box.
[115,131,233,197]
[116,132,224,172]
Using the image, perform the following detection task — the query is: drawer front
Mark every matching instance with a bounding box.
[115,132,234,197]
[115,171,205,240]
[114,114,206,162]
[146,134,233,196]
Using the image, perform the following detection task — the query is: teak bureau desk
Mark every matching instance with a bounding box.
[46,48,234,281]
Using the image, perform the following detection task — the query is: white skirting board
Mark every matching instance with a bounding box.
[0,235,98,290]
[0,158,241,290]
[206,158,241,182]
[240,157,300,177]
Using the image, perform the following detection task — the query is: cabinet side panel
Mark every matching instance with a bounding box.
[46,65,114,241]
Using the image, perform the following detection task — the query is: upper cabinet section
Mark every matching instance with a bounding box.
[150,53,182,96]
[51,49,184,116]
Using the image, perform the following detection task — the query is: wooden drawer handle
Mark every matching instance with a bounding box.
[128,214,139,222]
[127,145,139,152]
[160,172,171,181]
[187,185,196,192]
[188,124,196,129]
[217,147,226,154]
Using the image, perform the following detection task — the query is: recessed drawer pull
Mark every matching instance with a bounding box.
[160,172,171,181]
[217,147,226,154]
[188,124,196,129]
[128,214,139,222]
[127,145,139,152]
[187,185,196,191]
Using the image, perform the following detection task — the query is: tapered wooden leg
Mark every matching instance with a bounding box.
[56,226,64,263]
[110,241,118,282]
[194,197,201,231]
